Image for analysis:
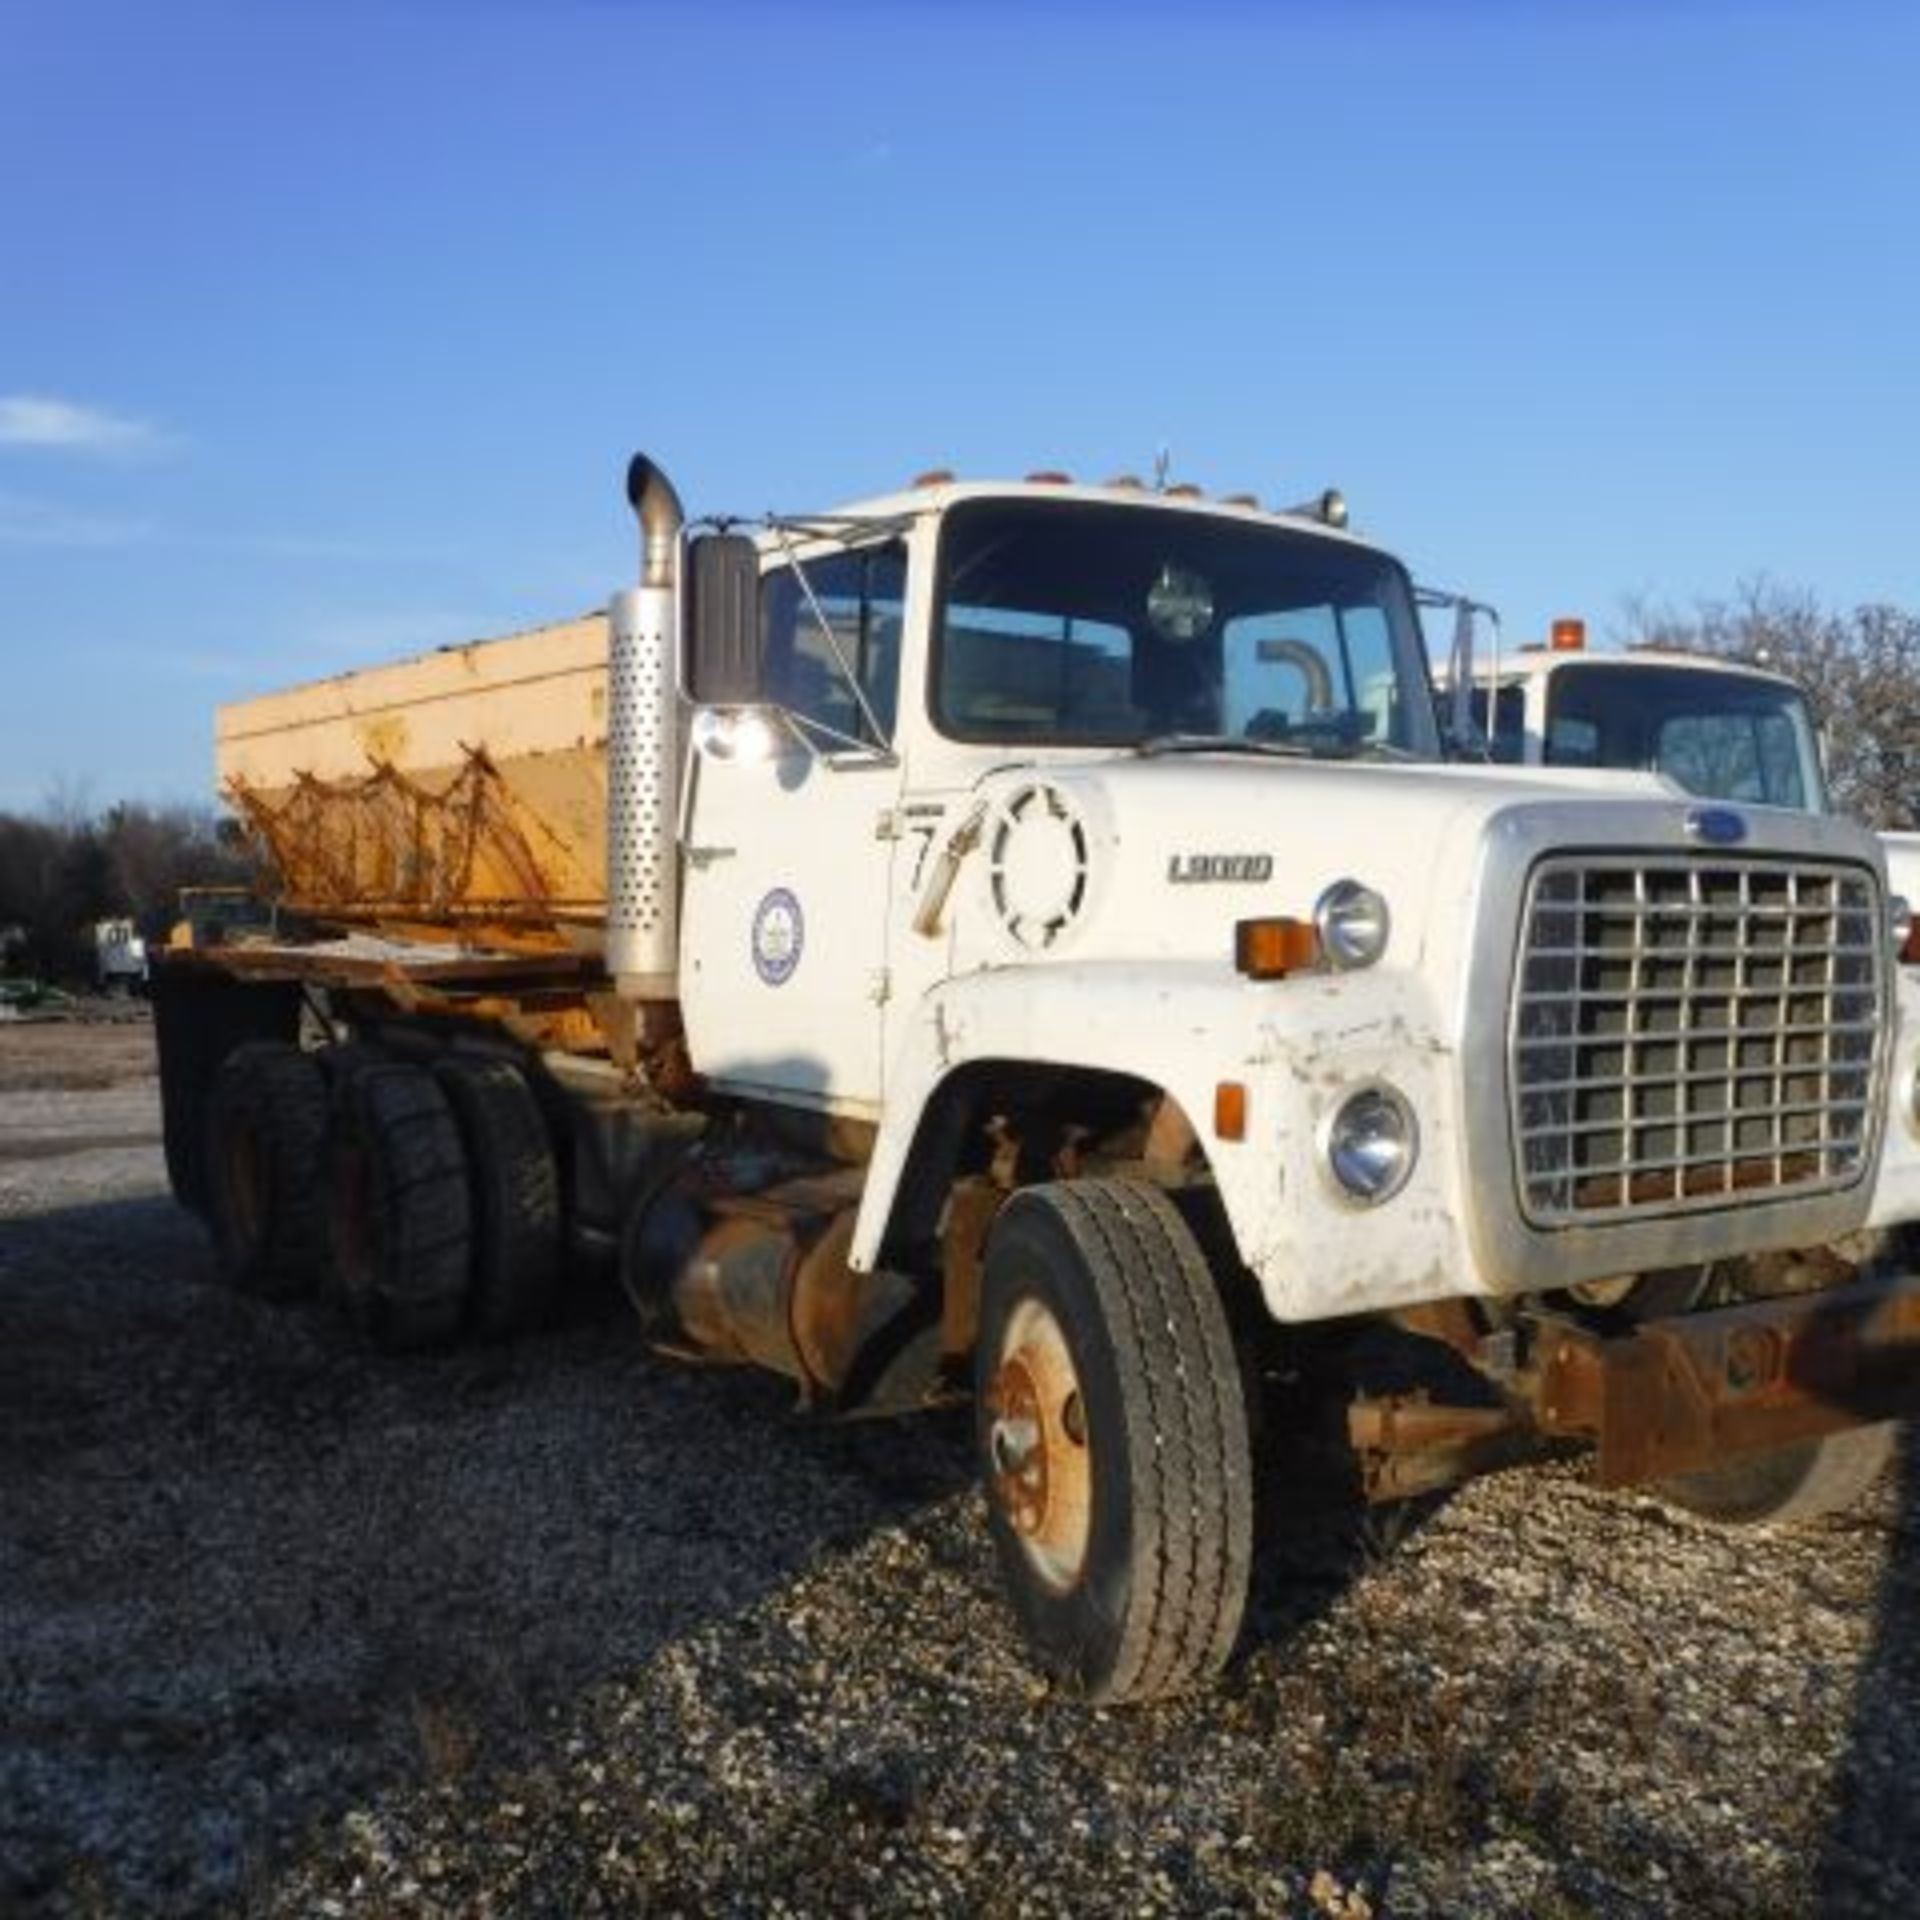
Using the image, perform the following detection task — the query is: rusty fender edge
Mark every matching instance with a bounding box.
[1531,1270,1920,1488]
[1350,1269,1920,1499]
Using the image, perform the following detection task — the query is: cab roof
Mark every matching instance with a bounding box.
[1464,645,1806,694]
[756,475,1386,557]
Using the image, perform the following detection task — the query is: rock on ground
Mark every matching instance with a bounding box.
[4,1021,1919,1917]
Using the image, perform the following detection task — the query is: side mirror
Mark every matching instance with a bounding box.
[685,533,763,704]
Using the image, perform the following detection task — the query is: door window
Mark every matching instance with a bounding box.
[762,544,907,746]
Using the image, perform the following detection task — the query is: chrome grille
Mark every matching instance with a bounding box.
[1510,855,1884,1226]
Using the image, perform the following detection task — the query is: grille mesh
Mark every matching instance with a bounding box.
[1510,855,1883,1226]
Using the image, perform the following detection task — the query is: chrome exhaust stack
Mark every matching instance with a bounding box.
[607,454,686,999]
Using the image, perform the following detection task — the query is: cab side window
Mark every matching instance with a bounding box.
[1467,684,1527,763]
[762,543,907,746]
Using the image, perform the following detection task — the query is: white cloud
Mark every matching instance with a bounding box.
[0,394,173,455]
[0,494,411,559]
[0,491,153,547]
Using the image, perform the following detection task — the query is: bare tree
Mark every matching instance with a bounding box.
[0,798,255,983]
[1619,579,1920,829]
[102,802,254,931]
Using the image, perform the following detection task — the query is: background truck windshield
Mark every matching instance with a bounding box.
[1540,660,1824,810]
[933,498,1438,756]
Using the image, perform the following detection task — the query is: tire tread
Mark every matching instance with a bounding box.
[431,1055,562,1339]
[982,1176,1254,1704]
[330,1063,471,1348]
[206,1041,330,1298]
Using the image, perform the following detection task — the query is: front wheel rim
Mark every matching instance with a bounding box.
[987,1296,1092,1591]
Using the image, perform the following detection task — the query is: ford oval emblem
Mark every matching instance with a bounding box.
[1685,806,1748,847]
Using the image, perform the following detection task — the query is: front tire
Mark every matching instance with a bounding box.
[975,1178,1253,1704]
[1658,1423,1895,1526]
[1651,1255,1898,1525]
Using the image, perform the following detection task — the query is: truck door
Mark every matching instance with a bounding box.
[677,542,907,1118]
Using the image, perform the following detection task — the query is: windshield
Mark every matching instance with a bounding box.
[1542,660,1826,811]
[931,498,1440,758]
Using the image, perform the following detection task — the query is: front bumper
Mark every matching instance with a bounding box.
[1531,1269,1920,1487]
[1350,1268,1920,1498]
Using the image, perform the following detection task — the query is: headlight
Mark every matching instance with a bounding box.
[1314,879,1390,970]
[1323,1084,1418,1204]
[1892,894,1914,960]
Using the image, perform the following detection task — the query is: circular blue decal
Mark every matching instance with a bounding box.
[751,887,804,986]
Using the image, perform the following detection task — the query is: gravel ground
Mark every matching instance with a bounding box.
[4,1019,1920,1917]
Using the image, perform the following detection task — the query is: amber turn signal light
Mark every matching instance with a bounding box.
[1214,1081,1248,1142]
[1235,916,1320,979]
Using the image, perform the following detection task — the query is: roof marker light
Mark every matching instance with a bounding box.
[1283,488,1347,528]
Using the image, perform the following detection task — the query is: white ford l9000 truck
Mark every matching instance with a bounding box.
[153,462,1920,1702]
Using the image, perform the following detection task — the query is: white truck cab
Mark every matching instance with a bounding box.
[652,489,1898,1311]
[1441,622,1825,811]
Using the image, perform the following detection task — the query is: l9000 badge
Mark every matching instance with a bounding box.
[1168,853,1274,883]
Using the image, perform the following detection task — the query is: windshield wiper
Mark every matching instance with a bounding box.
[1137,731,1423,765]
[1128,729,1420,760]
[1136,733,1315,760]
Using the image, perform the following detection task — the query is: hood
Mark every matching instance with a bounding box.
[944,752,1887,980]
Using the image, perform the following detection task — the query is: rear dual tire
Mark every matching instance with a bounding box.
[205,1041,331,1298]
[431,1055,562,1341]
[204,1039,560,1350]
[328,1063,472,1351]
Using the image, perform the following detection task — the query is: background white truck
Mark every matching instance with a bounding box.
[153,459,1920,1701]
[1437,617,1822,802]
[93,917,149,995]
[1434,610,1920,932]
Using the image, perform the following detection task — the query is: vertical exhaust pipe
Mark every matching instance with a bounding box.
[607,454,685,999]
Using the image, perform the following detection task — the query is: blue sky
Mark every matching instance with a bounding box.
[3,0,1916,809]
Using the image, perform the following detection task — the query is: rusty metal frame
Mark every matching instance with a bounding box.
[227,745,594,929]
[1348,1268,1920,1501]
[1530,1271,1920,1486]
